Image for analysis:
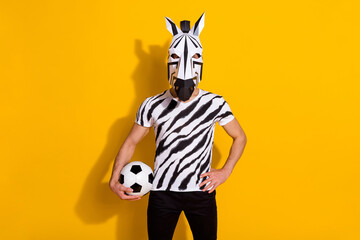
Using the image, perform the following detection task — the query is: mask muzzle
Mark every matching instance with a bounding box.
[174,79,195,101]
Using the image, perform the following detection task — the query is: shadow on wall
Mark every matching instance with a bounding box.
[75,39,222,240]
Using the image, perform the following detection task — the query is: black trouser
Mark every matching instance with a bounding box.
[147,190,217,240]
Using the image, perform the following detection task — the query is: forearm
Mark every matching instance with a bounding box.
[222,135,247,174]
[110,141,136,182]
[109,123,149,200]
[200,134,247,193]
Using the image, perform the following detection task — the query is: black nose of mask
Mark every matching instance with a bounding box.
[174,79,195,101]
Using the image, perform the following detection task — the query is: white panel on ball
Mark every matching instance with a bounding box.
[119,161,154,196]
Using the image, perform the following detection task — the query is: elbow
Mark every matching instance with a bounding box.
[234,132,247,146]
[240,134,247,146]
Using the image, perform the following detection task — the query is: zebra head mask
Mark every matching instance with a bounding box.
[166,13,205,101]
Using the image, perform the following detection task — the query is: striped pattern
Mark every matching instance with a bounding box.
[166,15,204,87]
[135,89,234,192]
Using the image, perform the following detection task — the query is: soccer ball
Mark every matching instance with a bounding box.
[119,161,154,196]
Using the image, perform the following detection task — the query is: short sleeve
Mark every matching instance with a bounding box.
[217,97,235,126]
[135,97,153,127]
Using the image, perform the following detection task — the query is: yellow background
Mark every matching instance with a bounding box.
[1,0,359,239]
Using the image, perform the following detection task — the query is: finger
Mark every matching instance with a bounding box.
[124,188,134,193]
[200,172,211,178]
[203,181,217,192]
[199,179,210,187]
[208,185,217,193]
[199,178,212,187]
[203,183,213,192]
[118,184,133,193]
[121,194,141,201]
[128,196,142,201]
[119,191,141,200]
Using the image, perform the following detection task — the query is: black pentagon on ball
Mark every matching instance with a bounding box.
[130,165,142,174]
[148,173,154,184]
[131,183,142,193]
[119,174,124,184]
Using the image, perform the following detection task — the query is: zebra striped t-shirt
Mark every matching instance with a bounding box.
[135,88,234,192]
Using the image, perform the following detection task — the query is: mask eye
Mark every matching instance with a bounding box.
[192,53,201,59]
[171,54,180,59]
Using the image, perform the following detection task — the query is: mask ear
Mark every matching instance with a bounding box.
[165,17,182,36]
[190,12,205,36]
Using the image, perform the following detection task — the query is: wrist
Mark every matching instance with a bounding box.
[221,166,232,177]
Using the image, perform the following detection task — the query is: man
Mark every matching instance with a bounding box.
[109,13,247,240]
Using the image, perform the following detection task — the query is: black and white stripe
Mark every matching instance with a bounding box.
[135,89,234,192]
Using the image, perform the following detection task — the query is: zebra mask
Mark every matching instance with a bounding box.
[165,13,205,101]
